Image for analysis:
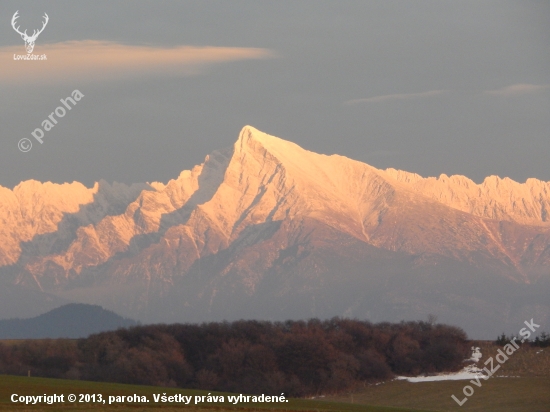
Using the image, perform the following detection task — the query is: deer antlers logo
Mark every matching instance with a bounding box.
[11,11,49,54]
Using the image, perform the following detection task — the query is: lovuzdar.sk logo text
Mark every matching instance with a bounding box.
[11,10,48,60]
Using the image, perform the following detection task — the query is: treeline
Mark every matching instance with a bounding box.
[0,318,468,396]
[496,332,550,348]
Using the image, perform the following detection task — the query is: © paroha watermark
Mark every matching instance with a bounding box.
[11,11,48,60]
[18,90,85,153]
[451,318,540,406]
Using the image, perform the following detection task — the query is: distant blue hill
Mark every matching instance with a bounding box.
[0,304,137,339]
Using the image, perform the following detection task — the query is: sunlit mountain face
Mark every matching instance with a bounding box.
[1,126,549,338]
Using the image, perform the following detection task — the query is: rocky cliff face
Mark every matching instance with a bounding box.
[1,126,549,338]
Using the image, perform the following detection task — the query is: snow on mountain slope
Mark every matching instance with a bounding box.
[0,180,149,271]
[384,168,550,225]
[4,125,550,282]
[0,180,94,266]
[1,126,549,337]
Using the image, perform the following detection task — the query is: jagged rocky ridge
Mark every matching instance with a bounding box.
[1,126,549,338]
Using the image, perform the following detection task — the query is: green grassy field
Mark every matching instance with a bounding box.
[325,377,550,412]
[0,375,426,412]
[1,373,549,412]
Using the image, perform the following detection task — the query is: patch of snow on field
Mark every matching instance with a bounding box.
[469,346,482,362]
[396,364,487,382]
[396,347,491,383]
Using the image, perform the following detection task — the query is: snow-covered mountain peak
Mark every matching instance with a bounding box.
[1,126,550,336]
[234,126,381,195]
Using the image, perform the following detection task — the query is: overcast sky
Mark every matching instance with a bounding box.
[1,0,549,188]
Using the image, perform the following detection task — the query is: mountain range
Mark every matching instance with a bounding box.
[0,304,136,339]
[1,126,549,338]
